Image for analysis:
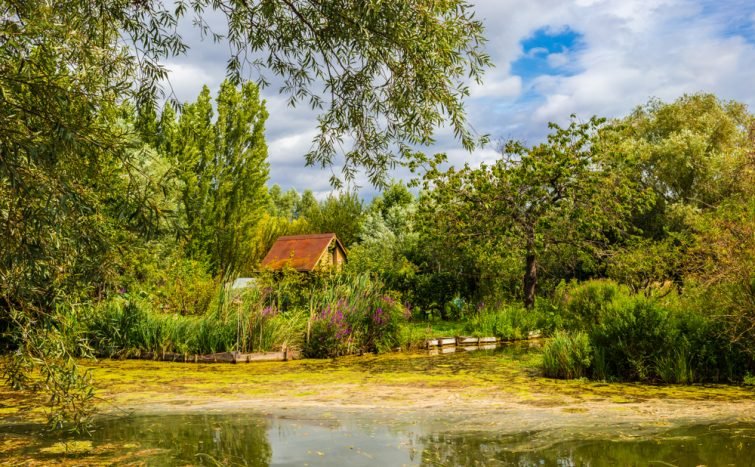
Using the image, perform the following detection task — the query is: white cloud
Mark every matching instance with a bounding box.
[546,52,570,68]
[164,62,220,101]
[470,74,522,98]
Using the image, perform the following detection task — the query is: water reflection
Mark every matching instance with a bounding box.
[1,413,753,465]
[417,424,755,466]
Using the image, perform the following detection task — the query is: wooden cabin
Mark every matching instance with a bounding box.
[260,233,347,272]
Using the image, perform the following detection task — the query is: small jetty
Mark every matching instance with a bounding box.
[425,332,542,353]
[127,348,299,364]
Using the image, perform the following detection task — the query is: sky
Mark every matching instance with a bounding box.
[165,0,755,198]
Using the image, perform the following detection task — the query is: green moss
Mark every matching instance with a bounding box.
[40,441,93,455]
[3,346,754,427]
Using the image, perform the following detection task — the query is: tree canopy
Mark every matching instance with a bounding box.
[423,118,650,308]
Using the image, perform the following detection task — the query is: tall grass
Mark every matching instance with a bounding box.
[86,273,405,359]
[541,331,592,379]
[87,285,305,356]
[462,305,537,340]
[655,346,695,384]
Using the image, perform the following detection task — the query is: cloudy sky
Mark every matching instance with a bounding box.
[165,0,755,198]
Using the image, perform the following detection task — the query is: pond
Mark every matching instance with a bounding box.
[2,344,754,465]
[1,411,753,465]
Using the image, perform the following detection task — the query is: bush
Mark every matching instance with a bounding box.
[542,331,592,379]
[557,279,630,330]
[588,295,671,380]
[302,274,408,358]
[118,244,222,316]
[559,279,753,383]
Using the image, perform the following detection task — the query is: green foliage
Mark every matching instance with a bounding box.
[423,117,650,308]
[120,244,221,316]
[184,0,492,185]
[655,346,695,385]
[606,237,687,292]
[302,191,364,246]
[86,290,306,357]
[556,279,753,382]
[463,305,535,340]
[685,197,755,362]
[303,275,408,358]
[2,307,96,430]
[608,94,752,210]
[558,279,631,330]
[542,331,592,379]
[164,81,269,277]
[589,296,672,381]
[348,181,420,298]
[267,185,301,220]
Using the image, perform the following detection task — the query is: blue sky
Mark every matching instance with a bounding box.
[166,0,755,198]
[511,28,583,80]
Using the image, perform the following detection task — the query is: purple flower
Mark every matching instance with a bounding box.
[373,307,388,325]
[261,306,277,317]
[382,295,396,305]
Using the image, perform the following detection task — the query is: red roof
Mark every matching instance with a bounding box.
[260,233,346,271]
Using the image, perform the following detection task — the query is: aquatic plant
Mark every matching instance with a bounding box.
[541,331,592,379]
[85,285,306,356]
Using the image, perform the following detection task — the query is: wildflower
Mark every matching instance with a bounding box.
[373,307,387,325]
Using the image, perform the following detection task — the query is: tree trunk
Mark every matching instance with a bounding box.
[523,252,537,310]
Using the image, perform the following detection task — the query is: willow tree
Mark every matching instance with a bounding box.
[1,0,490,427]
[423,118,650,309]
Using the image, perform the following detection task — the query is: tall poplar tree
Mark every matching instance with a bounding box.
[168,81,270,277]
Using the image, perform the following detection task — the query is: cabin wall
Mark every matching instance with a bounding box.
[315,239,346,271]
[333,246,346,270]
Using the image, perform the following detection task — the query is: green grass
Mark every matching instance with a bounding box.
[541,331,592,379]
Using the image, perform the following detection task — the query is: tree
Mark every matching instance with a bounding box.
[600,94,755,289]
[424,118,649,308]
[296,190,319,219]
[606,94,753,238]
[268,185,301,220]
[348,181,419,290]
[166,81,269,277]
[302,191,364,246]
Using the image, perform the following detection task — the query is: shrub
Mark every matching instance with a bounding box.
[557,279,630,330]
[302,274,408,358]
[121,245,221,316]
[542,331,592,379]
[556,279,754,383]
[588,295,672,381]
